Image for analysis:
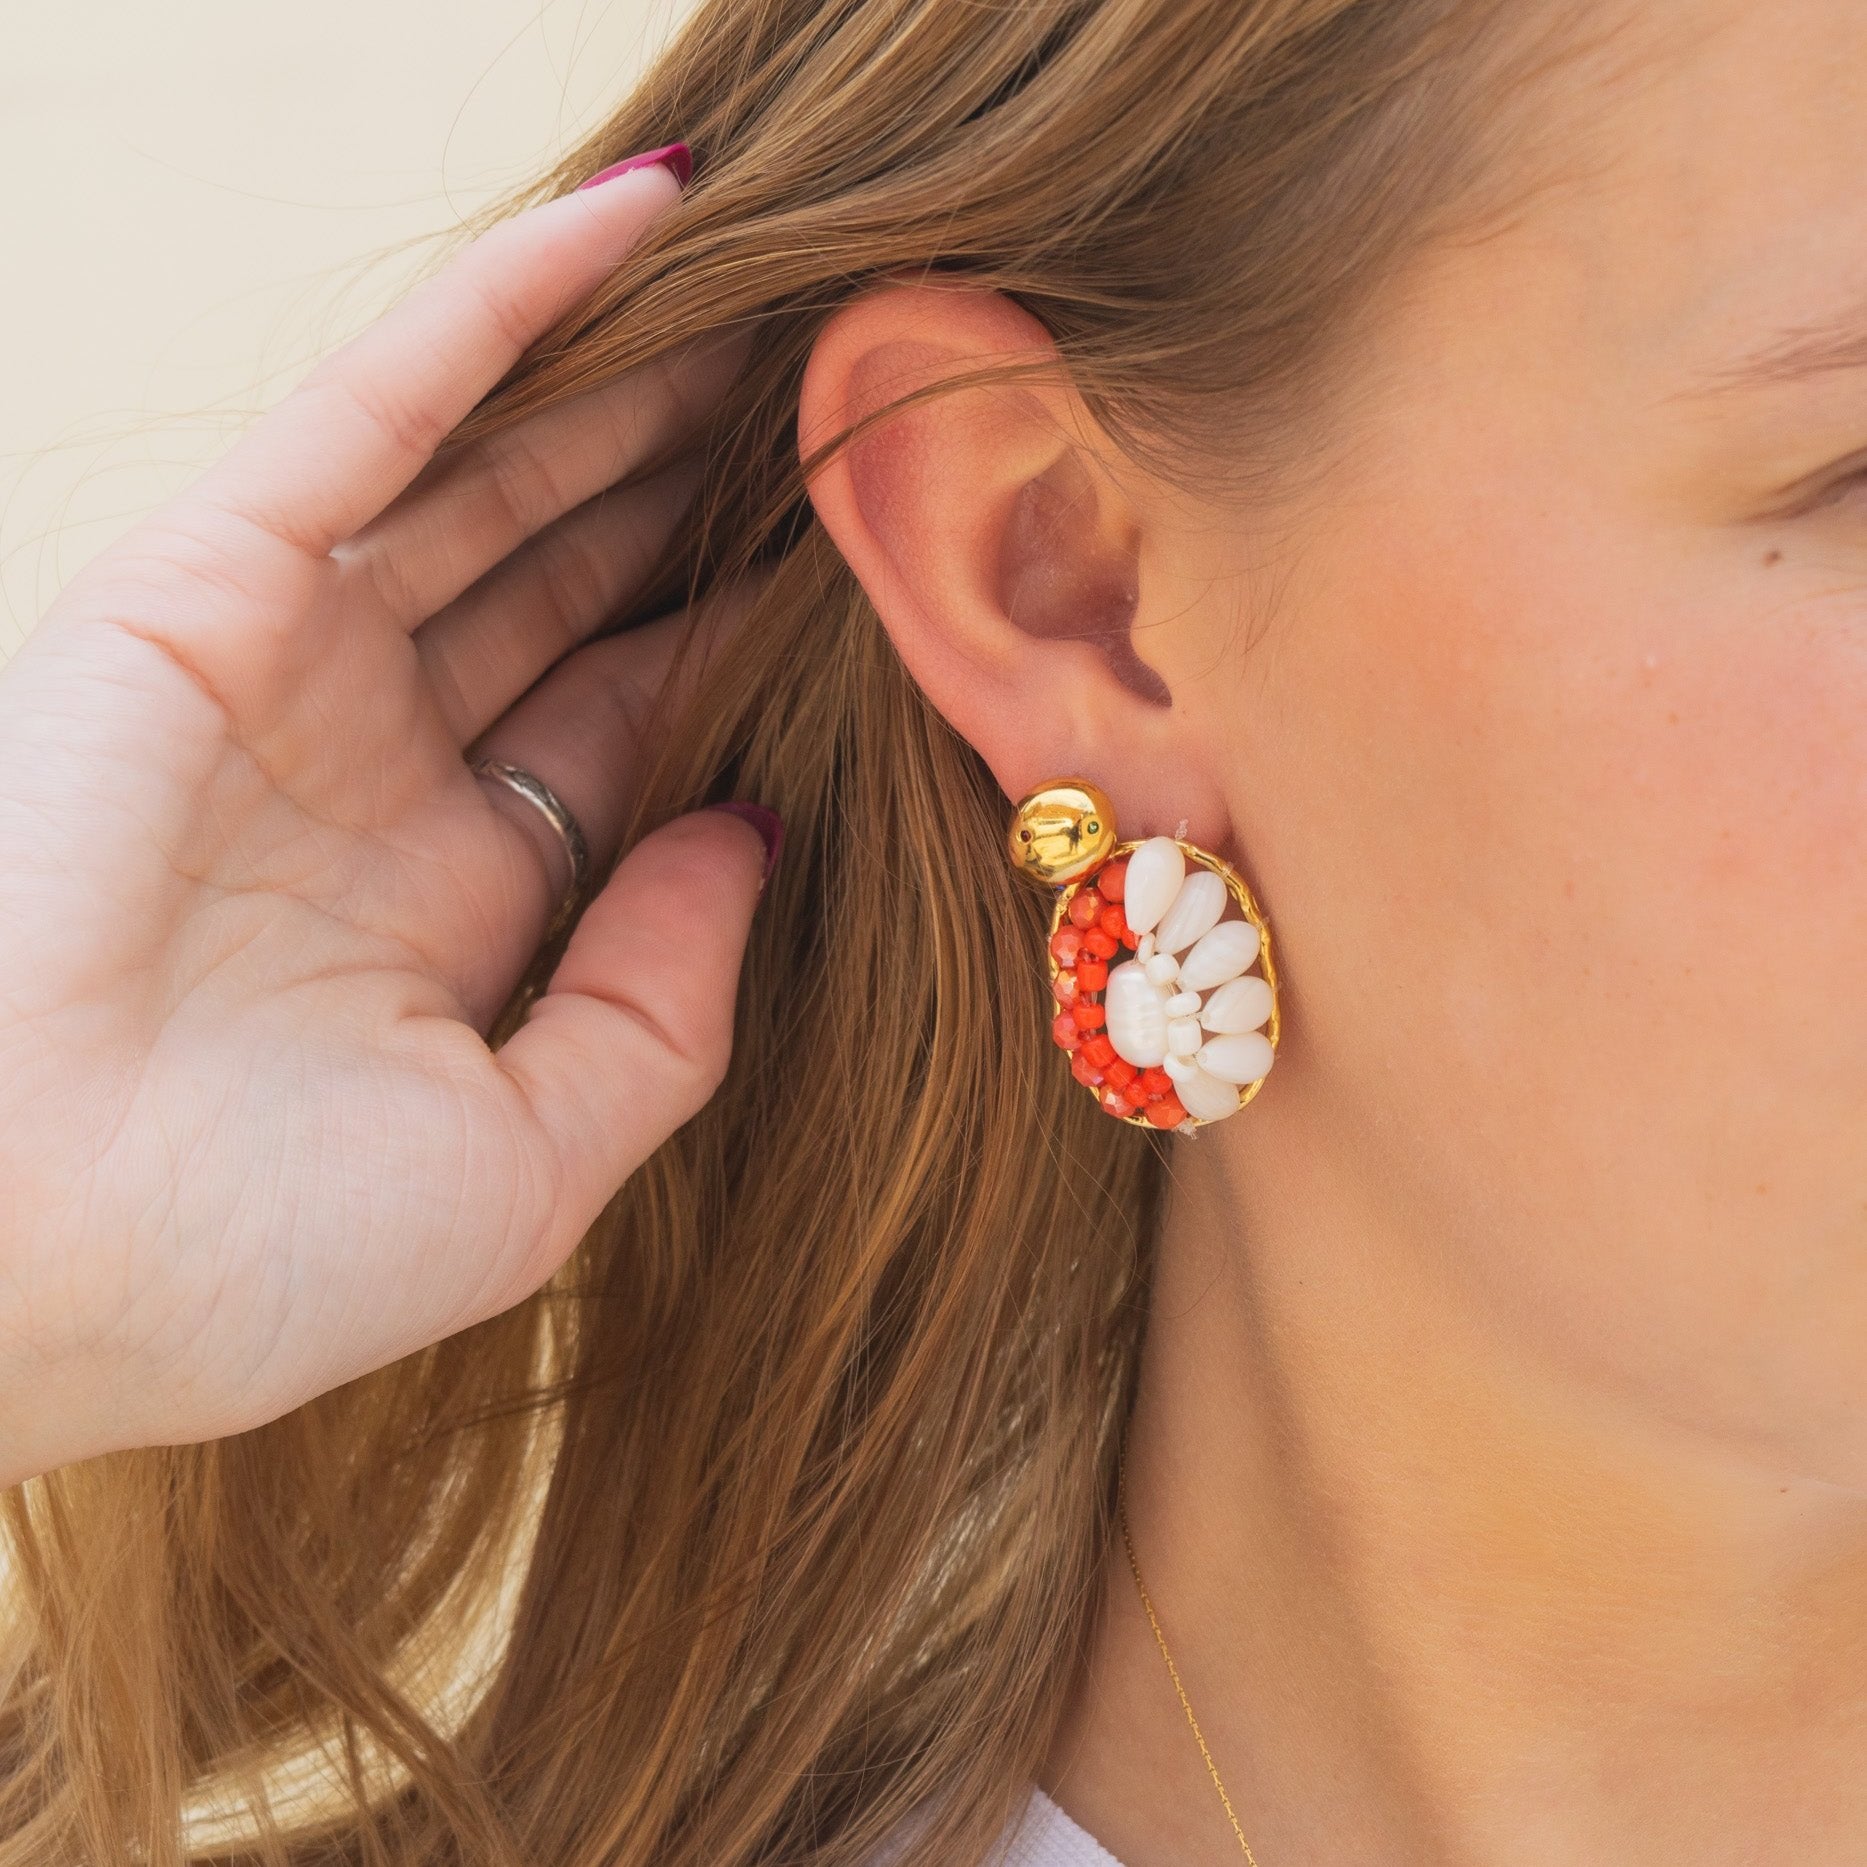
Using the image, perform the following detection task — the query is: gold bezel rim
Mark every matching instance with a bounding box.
[1047,837,1280,1130]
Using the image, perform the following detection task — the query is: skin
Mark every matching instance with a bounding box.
[0,159,770,1485]
[2,4,1860,1860]
[797,1,1867,1861]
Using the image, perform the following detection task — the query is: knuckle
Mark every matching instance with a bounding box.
[533,530,610,648]
[635,994,735,1102]
[619,353,700,470]
[322,363,453,467]
[462,269,547,366]
[361,538,427,625]
[575,642,656,741]
[600,905,740,1094]
[482,429,564,547]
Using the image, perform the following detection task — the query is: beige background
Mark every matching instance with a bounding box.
[0,0,692,659]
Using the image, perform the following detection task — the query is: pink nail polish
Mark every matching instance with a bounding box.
[705,801,784,887]
[577,142,693,191]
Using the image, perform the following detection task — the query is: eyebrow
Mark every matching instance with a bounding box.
[1686,298,1867,398]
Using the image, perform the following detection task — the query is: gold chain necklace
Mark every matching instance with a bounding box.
[1116,1451,1264,1865]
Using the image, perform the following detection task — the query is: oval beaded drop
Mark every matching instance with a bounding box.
[1009,780,1278,1132]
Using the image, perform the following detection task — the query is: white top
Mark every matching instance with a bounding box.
[870,1783,1126,1867]
[994,1785,1126,1866]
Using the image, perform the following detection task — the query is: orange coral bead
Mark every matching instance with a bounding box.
[1051,969,1079,1007]
[1143,1092,1189,1128]
[1049,925,1085,967]
[1081,927,1119,960]
[1079,1033,1116,1070]
[1119,923,1140,950]
[1105,1057,1139,1090]
[1052,1012,1081,1050]
[1099,1086,1137,1119]
[1097,857,1128,902]
[1072,1000,1106,1031]
[1067,887,1105,929]
[1098,902,1130,944]
[1138,1067,1174,1101]
[1070,1051,1106,1088]
[1076,956,1109,993]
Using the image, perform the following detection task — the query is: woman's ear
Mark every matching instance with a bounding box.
[796,276,1230,843]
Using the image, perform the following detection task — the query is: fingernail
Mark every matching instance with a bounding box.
[577,142,694,191]
[705,801,784,889]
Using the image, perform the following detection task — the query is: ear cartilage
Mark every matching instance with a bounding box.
[1007,778,1279,1131]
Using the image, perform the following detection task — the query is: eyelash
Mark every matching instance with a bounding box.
[1785,458,1867,519]
[1837,464,1867,500]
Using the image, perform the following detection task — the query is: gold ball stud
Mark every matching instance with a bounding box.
[1007,778,1119,887]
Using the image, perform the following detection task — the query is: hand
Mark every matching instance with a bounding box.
[0,158,770,1486]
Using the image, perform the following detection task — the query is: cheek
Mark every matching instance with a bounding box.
[1259,484,1867,1116]
[1226,477,1867,1464]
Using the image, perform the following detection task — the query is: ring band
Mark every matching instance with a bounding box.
[469,754,590,937]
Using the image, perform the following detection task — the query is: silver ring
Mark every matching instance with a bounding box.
[469,754,590,936]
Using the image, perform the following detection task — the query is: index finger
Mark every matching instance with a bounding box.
[184,155,689,562]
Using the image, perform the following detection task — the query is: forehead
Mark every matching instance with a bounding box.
[1322,0,1867,504]
[1564,2,1863,359]
[1472,0,1867,382]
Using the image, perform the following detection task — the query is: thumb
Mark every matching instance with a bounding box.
[494,800,781,1266]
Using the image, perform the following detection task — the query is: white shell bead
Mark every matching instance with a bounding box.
[1197,1031,1275,1084]
[1143,953,1180,989]
[1199,974,1273,1034]
[1152,869,1227,955]
[1104,960,1169,1067]
[1121,837,1186,936]
[1163,1052,1200,1083]
[1163,990,1203,1018]
[1174,1064,1245,1123]
[1167,1016,1204,1056]
[1135,932,1157,963]
[1176,919,1262,993]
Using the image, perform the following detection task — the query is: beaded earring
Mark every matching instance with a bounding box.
[1007,778,1279,1132]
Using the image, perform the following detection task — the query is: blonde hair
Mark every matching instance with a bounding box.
[2,0,1582,1860]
